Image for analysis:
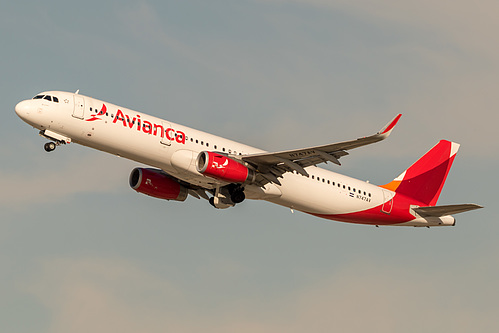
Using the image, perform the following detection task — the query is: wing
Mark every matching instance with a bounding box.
[241,114,402,185]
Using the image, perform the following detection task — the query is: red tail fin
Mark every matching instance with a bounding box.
[380,140,459,206]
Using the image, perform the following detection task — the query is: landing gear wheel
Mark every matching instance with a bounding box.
[231,191,245,204]
[44,142,56,152]
[209,197,216,208]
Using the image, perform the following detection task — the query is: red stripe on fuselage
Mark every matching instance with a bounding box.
[308,192,424,225]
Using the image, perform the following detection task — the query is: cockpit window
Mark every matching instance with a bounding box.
[32,94,59,103]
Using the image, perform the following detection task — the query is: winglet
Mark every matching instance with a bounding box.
[378,114,402,137]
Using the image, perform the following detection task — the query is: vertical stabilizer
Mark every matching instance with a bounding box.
[380,140,459,206]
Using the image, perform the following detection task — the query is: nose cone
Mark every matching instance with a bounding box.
[15,100,34,120]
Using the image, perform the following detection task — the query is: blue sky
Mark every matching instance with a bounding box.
[1,1,496,332]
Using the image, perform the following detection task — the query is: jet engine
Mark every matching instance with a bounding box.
[196,151,255,183]
[129,168,188,201]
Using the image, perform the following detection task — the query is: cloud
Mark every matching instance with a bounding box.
[27,258,184,333]
[24,256,499,333]
[286,261,499,332]
[0,153,136,207]
[266,0,499,57]
[116,1,221,73]
[246,0,499,158]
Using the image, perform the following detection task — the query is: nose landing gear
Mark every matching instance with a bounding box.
[39,130,71,153]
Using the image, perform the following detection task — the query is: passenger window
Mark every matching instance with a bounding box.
[312,175,315,179]
[214,145,217,149]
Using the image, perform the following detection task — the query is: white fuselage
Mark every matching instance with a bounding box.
[15,91,415,225]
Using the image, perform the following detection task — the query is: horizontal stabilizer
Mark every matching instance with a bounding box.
[413,204,483,217]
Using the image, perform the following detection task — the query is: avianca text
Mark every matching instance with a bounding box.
[113,108,186,144]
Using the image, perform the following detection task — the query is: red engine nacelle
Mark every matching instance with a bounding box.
[196,151,255,183]
[129,168,188,201]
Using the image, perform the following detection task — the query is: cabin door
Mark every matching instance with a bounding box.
[381,189,394,214]
[73,95,85,119]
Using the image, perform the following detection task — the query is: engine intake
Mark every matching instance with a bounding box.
[196,151,255,183]
[129,168,188,201]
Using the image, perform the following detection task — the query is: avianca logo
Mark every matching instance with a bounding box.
[113,108,186,144]
[85,104,186,144]
[212,159,229,169]
[86,104,107,121]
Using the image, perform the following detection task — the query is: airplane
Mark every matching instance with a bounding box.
[14,90,482,227]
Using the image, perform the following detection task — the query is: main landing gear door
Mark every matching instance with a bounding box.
[73,95,85,119]
[160,121,173,146]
